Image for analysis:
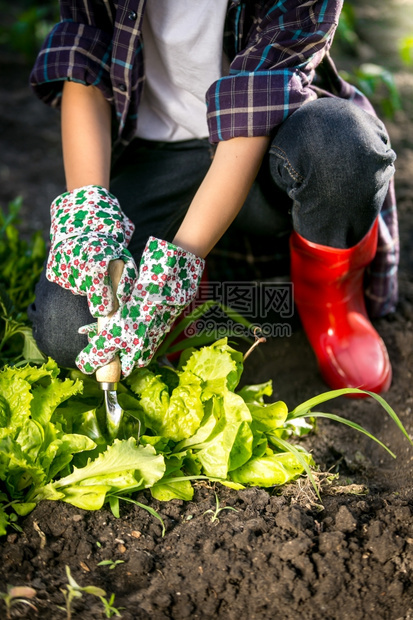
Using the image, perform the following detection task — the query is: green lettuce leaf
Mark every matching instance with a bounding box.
[127,368,204,441]
[0,360,97,531]
[175,399,217,451]
[237,380,273,403]
[182,338,244,395]
[0,436,46,492]
[58,485,112,510]
[0,394,9,427]
[238,380,289,432]
[247,400,288,433]
[5,359,57,385]
[12,501,37,516]
[32,439,165,511]
[194,391,253,479]
[140,435,171,451]
[16,419,44,462]
[46,434,97,482]
[182,450,203,475]
[69,408,106,445]
[29,482,65,503]
[0,374,33,438]
[54,438,165,494]
[0,505,9,537]
[209,479,245,490]
[250,427,269,458]
[21,326,47,363]
[0,359,82,437]
[151,471,194,501]
[31,373,82,427]
[230,448,314,486]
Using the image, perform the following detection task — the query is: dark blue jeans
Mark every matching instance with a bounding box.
[28,98,396,367]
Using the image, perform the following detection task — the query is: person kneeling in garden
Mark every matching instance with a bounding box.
[28,0,398,394]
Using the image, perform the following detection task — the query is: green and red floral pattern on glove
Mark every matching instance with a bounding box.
[76,236,205,377]
[46,185,138,317]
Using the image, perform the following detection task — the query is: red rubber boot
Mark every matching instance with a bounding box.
[290,219,392,394]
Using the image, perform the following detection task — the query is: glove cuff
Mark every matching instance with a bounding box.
[50,185,135,247]
[138,236,205,306]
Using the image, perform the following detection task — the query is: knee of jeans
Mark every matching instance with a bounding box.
[28,273,92,368]
[271,98,396,196]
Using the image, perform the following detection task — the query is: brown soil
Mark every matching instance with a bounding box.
[1,2,413,619]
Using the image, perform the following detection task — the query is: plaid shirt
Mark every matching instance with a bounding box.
[30,0,399,317]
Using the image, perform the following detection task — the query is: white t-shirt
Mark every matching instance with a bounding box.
[136,0,228,142]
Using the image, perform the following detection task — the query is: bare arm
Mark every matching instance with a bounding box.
[61,81,112,191]
[61,81,268,260]
[172,135,270,258]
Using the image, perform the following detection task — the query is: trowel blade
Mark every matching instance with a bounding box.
[104,389,123,440]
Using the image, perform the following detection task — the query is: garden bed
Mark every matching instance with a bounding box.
[1,1,413,618]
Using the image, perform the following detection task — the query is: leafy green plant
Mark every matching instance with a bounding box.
[99,593,124,618]
[0,356,168,536]
[0,198,47,313]
[0,360,88,534]
[97,559,125,570]
[0,198,47,364]
[0,496,25,533]
[58,566,106,620]
[0,284,46,365]
[0,585,37,620]
[0,335,411,538]
[203,492,238,523]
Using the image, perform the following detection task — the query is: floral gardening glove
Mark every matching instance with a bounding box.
[46,185,138,317]
[76,236,205,377]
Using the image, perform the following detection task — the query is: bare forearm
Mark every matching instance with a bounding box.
[61,81,112,191]
[173,135,270,257]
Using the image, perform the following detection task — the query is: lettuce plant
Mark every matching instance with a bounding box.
[0,336,411,535]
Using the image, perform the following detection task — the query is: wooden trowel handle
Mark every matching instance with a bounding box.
[96,259,124,384]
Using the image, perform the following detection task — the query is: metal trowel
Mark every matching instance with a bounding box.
[96,259,125,440]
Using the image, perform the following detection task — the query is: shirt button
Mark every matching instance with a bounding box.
[119,84,127,92]
[128,11,137,20]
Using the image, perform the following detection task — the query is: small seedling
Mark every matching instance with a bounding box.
[100,593,125,618]
[97,559,125,570]
[112,493,166,536]
[203,493,239,523]
[8,512,23,533]
[59,565,106,620]
[0,585,37,619]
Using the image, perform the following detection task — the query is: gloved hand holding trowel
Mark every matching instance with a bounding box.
[45,184,205,438]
